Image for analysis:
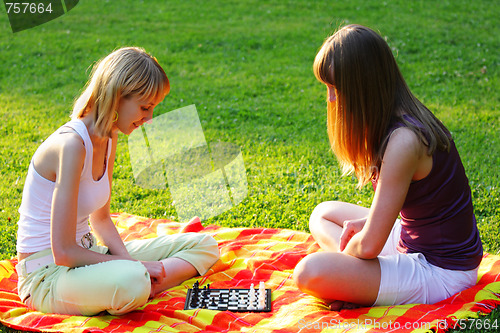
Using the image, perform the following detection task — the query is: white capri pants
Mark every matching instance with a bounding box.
[17,232,219,315]
[374,220,479,306]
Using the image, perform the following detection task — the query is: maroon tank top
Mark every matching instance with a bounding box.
[374,118,482,270]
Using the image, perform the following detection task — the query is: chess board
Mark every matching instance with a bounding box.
[184,287,272,312]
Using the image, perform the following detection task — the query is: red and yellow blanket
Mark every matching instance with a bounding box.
[1,213,499,332]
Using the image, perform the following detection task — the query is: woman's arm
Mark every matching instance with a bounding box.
[50,133,132,267]
[89,133,132,258]
[342,128,424,259]
[88,133,167,290]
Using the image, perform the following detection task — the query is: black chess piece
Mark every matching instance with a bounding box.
[200,295,207,308]
[192,281,200,299]
[189,293,198,308]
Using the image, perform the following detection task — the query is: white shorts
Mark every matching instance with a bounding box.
[374,220,479,306]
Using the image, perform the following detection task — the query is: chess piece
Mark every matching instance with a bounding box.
[200,295,207,308]
[258,297,266,310]
[258,281,266,310]
[248,290,256,310]
[249,284,255,299]
[258,282,265,301]
[190,287,199,308]
[229,290,238,301]
[190,294,198,308]
[259,281,265,294]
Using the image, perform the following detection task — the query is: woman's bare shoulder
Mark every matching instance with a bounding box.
[33,131,86,181]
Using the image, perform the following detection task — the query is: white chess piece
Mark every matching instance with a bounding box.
[258,298,266,310]
[257,281,266,310]
[229,290,238,301]
[249,285,255,300]
[248,294,255,310]
[248,284,257,310]
[258,282,265,298]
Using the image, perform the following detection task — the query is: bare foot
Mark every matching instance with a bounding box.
[329,300,360,311]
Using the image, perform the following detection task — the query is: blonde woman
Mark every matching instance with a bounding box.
[16,47,219,315]
[293,25,482,311]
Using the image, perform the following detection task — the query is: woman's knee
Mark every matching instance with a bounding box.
[309,201,340,226]
[194,233,220,260]
[294,253,331,293]
[293,256,311,291]
[52,260,151,315]
[198,233,218,249]
[179,233,220,274]
[309,201,368,230]
[159,232,220,262]
[113,260,150,289]
[309,202,343,238]
[107,261,151,314]
[294,252,353,295]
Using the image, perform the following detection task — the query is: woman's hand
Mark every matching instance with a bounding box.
[339,218,366,252]
[141,261,166,297]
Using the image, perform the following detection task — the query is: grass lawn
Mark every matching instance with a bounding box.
[0,0,498,332]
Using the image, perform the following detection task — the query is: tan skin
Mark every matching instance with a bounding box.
[293,86,433,310]
[18,94,197,297]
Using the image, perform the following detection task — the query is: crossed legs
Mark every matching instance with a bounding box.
[293,201,382,309]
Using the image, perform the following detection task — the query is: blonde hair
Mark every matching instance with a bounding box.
[72,47,170,137]
[313,24,450,187]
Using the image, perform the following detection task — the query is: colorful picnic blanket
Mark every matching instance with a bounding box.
[1,213,499,333]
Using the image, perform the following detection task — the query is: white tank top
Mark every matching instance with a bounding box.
[16,119,111,253]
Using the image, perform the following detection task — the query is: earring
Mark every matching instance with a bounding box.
[113,111,119,122]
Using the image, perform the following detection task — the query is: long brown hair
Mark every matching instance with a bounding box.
[313,24,450,186]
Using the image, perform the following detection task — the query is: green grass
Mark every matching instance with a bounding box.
[0,0,498,332]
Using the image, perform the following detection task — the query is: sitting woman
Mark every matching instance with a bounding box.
[293,25,482,311]
[16,47,220,316]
